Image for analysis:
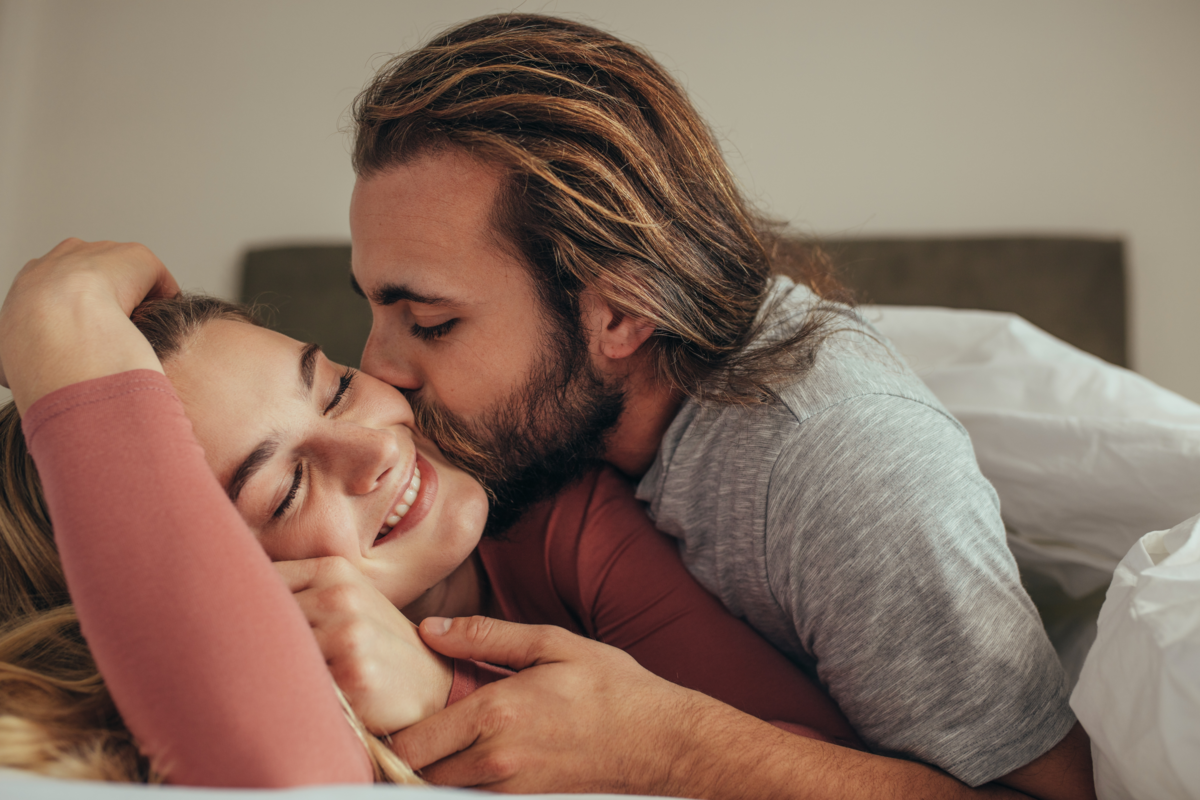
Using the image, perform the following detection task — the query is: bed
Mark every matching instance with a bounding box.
[6,236,1197,799]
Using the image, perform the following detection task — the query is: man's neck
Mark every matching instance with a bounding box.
[603,373,685,479]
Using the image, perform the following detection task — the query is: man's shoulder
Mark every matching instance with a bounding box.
[651,294,962,479]
[761,280,949,425]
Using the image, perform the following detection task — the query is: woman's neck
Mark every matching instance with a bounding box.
[402,550,502,623]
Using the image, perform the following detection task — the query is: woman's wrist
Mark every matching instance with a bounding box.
[0,239,179,413]
[4,294,162,415]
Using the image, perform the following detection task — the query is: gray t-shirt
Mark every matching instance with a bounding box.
[635,277,1074,786]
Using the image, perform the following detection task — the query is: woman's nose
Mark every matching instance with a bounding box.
[332,423,404,496]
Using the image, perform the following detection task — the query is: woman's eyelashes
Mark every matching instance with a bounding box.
[273,463,303,519]
[410,318,459,342]
[324,367,356,414]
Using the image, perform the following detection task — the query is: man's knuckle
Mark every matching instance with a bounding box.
[477,749,521,782]
[477,698,519,735]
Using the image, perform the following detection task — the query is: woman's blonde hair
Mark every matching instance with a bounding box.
[0,296,420,784]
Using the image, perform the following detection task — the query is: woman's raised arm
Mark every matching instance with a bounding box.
[6,241,374,786]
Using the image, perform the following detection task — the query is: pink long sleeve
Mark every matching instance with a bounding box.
[22,371,372,787]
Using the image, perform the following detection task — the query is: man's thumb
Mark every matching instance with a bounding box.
[418,615,569,670]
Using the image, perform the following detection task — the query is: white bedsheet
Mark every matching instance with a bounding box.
[1071,513,1200,800]
[0,771,646,799]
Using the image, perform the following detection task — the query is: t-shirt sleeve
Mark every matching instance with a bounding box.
[563,469,863,749]
[768,394,1075,785]
[21,371,373,787]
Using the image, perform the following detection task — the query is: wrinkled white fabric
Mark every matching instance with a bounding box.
[869,305,1200,599]
[1071,514,1200,800]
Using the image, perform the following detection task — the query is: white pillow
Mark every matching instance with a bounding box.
[868,305,1200,599]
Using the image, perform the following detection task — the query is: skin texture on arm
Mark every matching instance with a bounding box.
[996,725,1094,800]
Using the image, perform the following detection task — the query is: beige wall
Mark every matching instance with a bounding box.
[2,0,1198,405]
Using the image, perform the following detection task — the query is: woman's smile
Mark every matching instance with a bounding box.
[374,451,437,546]
[164,318,489,613]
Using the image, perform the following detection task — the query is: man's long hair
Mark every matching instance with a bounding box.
[352,13,849,405]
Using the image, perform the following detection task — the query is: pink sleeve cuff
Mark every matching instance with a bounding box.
[447,658,513,706]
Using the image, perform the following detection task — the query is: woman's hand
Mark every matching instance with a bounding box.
[274,556,455,736]
[0,238,180,412]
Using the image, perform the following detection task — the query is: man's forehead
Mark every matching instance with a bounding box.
[350,151,504,223]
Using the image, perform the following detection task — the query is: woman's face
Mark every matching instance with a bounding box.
[164,319,489,617]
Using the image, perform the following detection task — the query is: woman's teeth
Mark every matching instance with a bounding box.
[377,466,421,541]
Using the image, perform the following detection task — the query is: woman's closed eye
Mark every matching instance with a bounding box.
[272,367,356,520]
[273,462,303,519]
[410,319,458,342]
[325,367,356,414]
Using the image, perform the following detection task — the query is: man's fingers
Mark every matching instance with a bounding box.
[389,694,492,773]
[415,743,522,790]
[418,616,579,670]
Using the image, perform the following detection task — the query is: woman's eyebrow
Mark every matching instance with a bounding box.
[225,343,320,503]
[226,438,279,503]
[299,342,321,393]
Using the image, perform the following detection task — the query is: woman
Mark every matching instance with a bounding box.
[0,239,860,786]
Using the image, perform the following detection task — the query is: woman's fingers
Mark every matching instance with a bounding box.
[272,557,453,732]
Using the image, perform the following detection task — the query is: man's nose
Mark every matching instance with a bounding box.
[361,319,422,391]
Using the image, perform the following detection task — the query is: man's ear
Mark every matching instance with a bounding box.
[579,289,655,362]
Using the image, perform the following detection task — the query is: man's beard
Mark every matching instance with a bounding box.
[406,322,626,538]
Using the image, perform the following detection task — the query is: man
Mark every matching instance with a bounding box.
[347,13,1093,800]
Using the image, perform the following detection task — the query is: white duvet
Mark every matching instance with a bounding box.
[4,306,1198,800]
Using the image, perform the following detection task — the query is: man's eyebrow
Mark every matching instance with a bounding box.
[349,274,457,308]
[226,439,279,503]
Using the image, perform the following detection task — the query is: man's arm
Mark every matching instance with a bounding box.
[996,725,1094,800]
[390,616,1029,799]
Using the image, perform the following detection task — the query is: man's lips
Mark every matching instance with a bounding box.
[373,451,437,547]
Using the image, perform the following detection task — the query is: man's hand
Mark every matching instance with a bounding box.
[0,238,179,410]
[389,615,710,796]
[274,556,453,734]
[393,616,1037,799]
